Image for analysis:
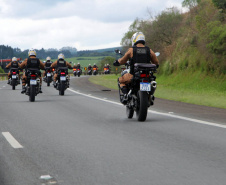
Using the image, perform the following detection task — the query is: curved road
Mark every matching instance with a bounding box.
[0,76,226,185]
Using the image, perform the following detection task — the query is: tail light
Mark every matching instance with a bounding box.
[140,74,149,78]
[31,74,36,78]
[12,72,16,75]
[61,72,65,75]
[52,68,55,71]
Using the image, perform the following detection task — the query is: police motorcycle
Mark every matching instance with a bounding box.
[55,67,70,96]
[9,68,20,90]
[115,49,160,121]
[43,67,53,86]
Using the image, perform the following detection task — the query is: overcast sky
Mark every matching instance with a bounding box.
[0,0,185,51]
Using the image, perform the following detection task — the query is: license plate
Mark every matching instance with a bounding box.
[60,76,66,81]
[30,80,37,85]
[12,75,17,79]
[47,73,51,77]
[140,82,151,91]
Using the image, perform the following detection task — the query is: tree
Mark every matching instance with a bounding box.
[182,0,201,9]
[212,0,226,13]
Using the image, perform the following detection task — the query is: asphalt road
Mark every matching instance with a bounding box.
[0,76,226,185]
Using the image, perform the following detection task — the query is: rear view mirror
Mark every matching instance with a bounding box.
[155,52,160,57]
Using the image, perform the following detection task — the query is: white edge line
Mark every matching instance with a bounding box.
[2,132,23,149]
[68,88,226,129]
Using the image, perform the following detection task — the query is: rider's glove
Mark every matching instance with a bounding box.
[156,64,159,69]
[113,60,120,66]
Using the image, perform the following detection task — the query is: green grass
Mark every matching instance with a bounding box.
[65,56,104,68]
[89,72,226,109]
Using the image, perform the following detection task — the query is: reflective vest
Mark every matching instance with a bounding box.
[57,59,66,68]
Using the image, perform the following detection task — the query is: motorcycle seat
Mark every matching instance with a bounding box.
[134,63,156,69]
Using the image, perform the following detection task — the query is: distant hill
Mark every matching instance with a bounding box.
[76,47,123,57]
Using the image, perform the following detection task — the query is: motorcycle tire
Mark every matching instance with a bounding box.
[29,85,36,102]
[59,81,65,96]
[47,77,51,86]
[126,105,134,119]
[78,73,80,77]
[12,79,16,90]
[136,91,148,121]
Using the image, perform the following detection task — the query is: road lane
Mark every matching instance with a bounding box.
[0,79,226,185]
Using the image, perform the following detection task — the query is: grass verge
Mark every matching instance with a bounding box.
[89,72,226,109]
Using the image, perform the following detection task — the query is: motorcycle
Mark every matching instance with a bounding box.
[76,68,82,77]
[9,68,20,90]
[55,67,70,96]
[73,68,77,76]
[104,67,110,74]
[88,69,92,75]
[93,68,98,75]
[24,69,41,102]
[44,67,53,86]
[115,49,160,121]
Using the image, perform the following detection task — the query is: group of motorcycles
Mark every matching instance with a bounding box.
[8,66,70,102]
[73,68,82,77]
[7,50,159,122]
[87,68,98,75]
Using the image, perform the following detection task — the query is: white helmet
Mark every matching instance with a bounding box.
[94,63,96,65]
[131,32,145,46]
[46,56,51,61]
[78,63,80,65]
[89,64,91,66]
[58,53,64,60]
[28,49,36,57]
[12,57,17,62]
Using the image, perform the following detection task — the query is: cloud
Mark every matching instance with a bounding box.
[0,0,185,50]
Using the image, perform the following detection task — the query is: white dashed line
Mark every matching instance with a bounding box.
[2,132,23,149]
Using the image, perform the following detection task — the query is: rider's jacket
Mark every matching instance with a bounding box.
[88,66,92,70]
[77,64,81,69]
[93,65,97,69]
[51,60,72,69]
[6,61,20,69]
[45,61,52,67]
[118,43,159,73]
[20,56,45,71]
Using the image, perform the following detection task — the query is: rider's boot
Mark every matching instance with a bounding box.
[39,86,43,93]
[121,86,129,105]
[53,81,57,88]
[21,85,26,94]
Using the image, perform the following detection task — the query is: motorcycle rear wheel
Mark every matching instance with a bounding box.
[136,91,148,121]
[59,81,65,96]
[29,85,36,102]
[12,79,16,90]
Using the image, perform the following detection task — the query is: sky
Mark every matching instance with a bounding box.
[0,0,186,51]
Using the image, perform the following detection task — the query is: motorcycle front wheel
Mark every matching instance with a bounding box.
[136,91,148,121]
[126,105,134,119]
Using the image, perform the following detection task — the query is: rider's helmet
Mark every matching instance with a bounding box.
[78,63,80,65]
[94,63,96,65]
[58,53,64,60]
[131,32,145,47]
[46,56,51,61]
[89,64,91,66]
[12,57,17,62]
[28,49,36,57]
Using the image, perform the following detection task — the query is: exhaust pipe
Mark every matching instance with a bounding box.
[150,81,157,95]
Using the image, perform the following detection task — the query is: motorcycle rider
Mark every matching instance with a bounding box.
[88,64,92,70]
[43,56,52,78]
[113,32,159,96]
[76,63,81,70]
[6,57,21,84]
[50,53,72,88]
[20,49,45,93]
[93,63,98,69]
